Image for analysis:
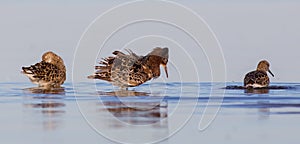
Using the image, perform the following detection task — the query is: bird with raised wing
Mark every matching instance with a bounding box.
[88,47,169,88]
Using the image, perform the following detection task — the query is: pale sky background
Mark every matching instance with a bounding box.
[0,0,300,83]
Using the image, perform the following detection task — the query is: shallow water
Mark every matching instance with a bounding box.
[1,82,300,144]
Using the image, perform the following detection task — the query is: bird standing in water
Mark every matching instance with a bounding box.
[22,51,66,88]
[88,47,169,89]
[244,60,274,88]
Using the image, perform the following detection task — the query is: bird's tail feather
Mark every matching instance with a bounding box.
[87,72,111,81]
[22,66,35,74]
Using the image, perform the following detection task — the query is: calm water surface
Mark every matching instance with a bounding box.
[0,82,300,144]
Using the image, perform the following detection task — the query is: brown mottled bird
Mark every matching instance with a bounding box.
[22,51,66,88]
[88,47,169,88]
[244,60,274,88]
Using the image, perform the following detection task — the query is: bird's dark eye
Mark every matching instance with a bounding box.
[162,58,168,64]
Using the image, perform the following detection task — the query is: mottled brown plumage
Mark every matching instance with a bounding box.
[244,60,274,88]
[88,47,169,88]
[22,51,66,88]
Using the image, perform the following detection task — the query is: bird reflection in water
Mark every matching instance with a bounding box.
[244,88,269,94]
[98,90,149,97]
[23,87,66,131]
[97,90,168,126]
[226,85,294,119]
[256,101,271,120]
[244,88,270,119]
[23,87,65,94]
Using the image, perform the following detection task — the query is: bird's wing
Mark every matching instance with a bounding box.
[22,61,59,82]
[244,71,269,86]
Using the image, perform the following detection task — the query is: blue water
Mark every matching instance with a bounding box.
[1,82,300,144]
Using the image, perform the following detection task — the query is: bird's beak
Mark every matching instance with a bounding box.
[163,65,168,78]
[268,69,274,77]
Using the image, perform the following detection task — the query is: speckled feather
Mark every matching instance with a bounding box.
[244,60,274,88]
[244,71,269,87]
[22,51,66,88]
[88,47,169,88]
